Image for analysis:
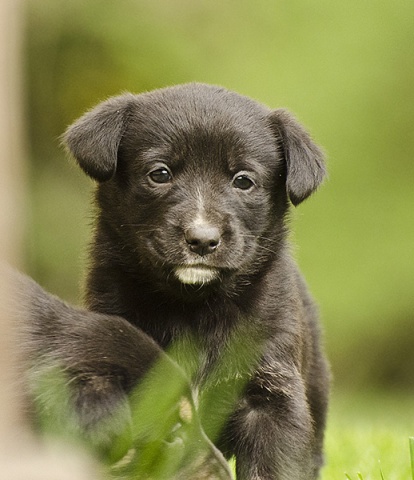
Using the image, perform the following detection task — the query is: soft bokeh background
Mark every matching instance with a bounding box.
[24,0,413,397]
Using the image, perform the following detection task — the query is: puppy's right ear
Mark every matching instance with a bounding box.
[63,94,134,181]
[269,109,326,206]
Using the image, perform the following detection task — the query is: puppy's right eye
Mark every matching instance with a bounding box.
[233,174,255,190]
[149,167,172,184]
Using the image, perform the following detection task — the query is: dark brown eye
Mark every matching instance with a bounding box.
[233,174,255,190]
[149,167,172,184]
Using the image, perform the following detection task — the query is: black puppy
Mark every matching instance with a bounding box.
[65,83,330,480]
[5,268,232,479]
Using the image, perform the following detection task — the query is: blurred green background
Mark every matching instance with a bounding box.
[24,0,414,392]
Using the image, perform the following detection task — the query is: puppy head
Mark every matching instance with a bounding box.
[64,84,325,289]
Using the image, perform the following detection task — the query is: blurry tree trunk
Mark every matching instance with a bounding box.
[0,0,27,440]
[0,1,99,477]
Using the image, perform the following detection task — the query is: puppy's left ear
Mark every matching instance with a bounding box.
[63,94,134,182]
[269,109,326,206]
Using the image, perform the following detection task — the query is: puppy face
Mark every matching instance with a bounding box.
[115,95,280,287]
[64,84,325,291]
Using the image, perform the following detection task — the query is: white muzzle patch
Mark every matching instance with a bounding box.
[175,265,219,285]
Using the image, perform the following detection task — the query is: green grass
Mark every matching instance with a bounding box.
[36,380,414,479]
[410,438,414,480]
[321,392,414,480]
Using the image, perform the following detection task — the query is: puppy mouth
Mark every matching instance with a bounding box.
[174,265,220,285]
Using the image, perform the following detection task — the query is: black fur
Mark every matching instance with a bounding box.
[65,83,330,480]
[6,268,232,479]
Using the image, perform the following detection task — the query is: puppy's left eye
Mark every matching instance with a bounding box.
[233,174,255,190]
[149,167,172,184]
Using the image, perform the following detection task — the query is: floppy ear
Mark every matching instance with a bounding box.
[63,94,134,181]
[269,109,326,206]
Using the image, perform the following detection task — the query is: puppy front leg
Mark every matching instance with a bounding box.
[230,380,314,480]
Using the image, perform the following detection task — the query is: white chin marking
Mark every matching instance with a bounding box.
[175,266,219,285]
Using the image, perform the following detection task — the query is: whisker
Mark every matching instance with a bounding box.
[120,223,158,229]
[120,226,160,234]
[239,233,277,243]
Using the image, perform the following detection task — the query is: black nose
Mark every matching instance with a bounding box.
[185,225,220,256]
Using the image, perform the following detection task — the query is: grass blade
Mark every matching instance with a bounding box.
[410,437,414,480]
